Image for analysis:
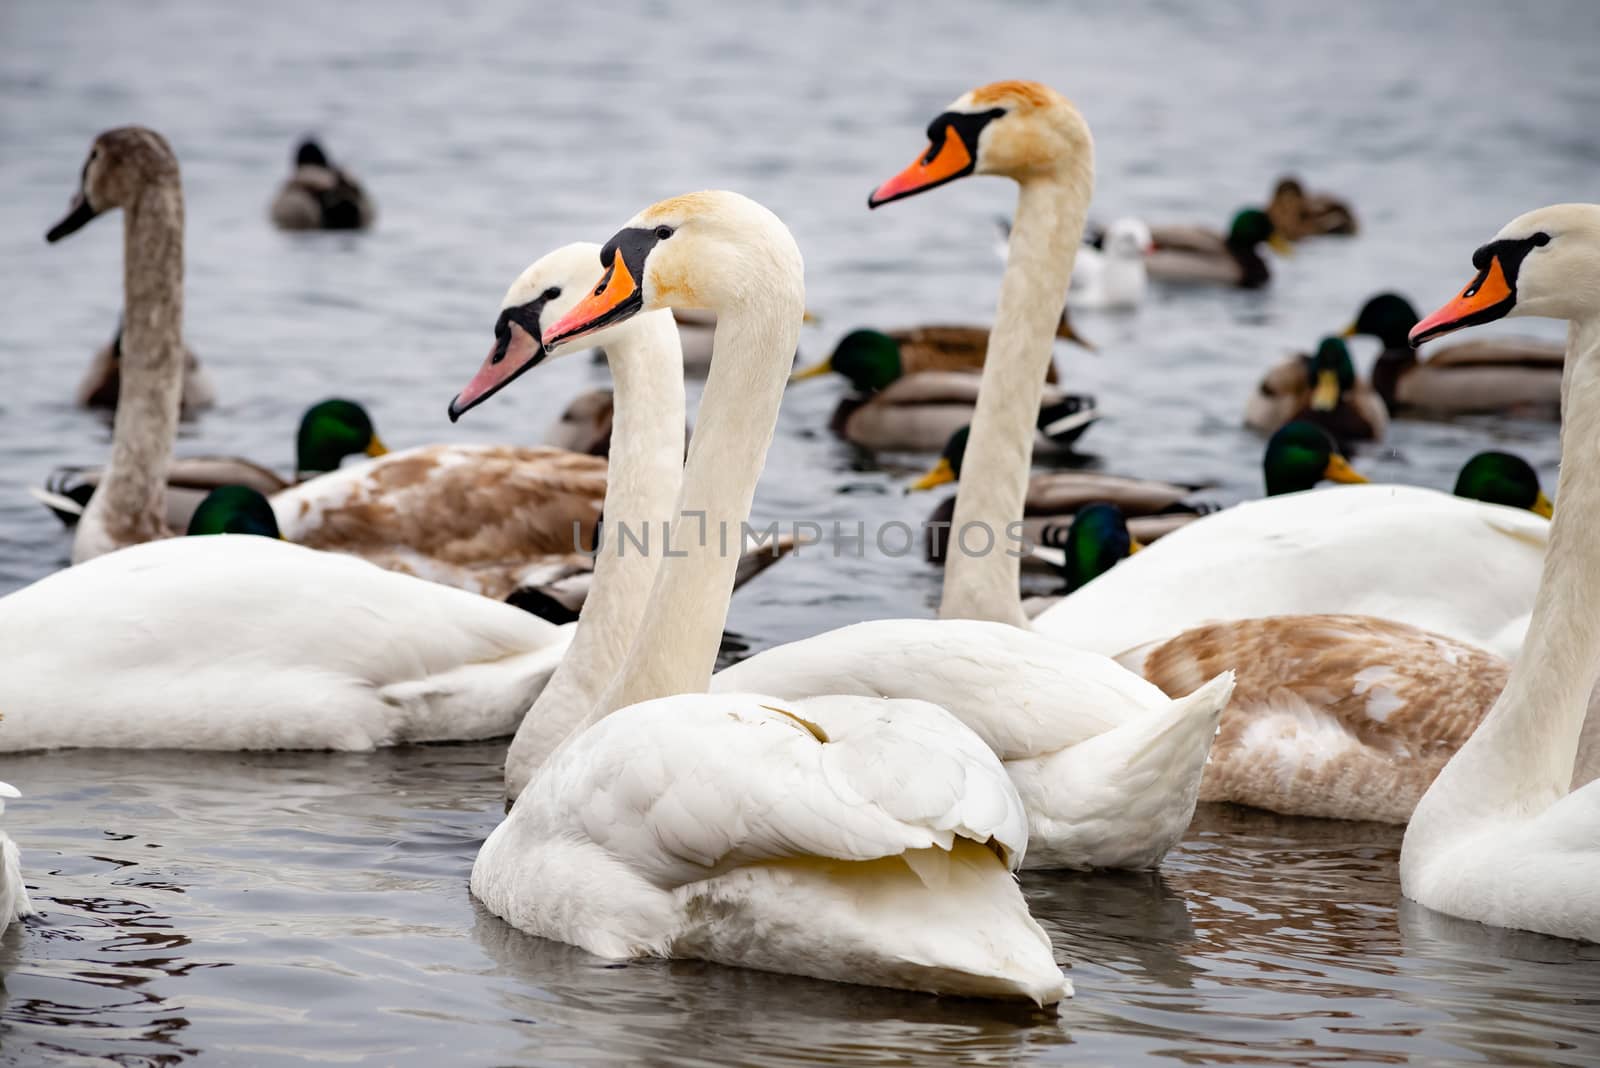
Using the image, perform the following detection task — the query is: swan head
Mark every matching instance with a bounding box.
[186,486,283,539]
[450,242,640,421]
[1411,204,1600,344]
[542,191,804,349]
[1103,217,1154,258]
[867,80,1091,207]
[1455,452,1553,517]
[46,126,179,243]
[297,399,386,476]
[1264,421,1367,496]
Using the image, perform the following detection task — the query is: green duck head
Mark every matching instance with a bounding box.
[297,398,385,477]
[1454,451,1553,517]
[1054,502,1141,592]
[186,485,282,538]
[1264,420,1368,495]
[791,330,903,393]
[1344,292,1420,349]
[1229,208,1292,255]
[1307,337,1357,411]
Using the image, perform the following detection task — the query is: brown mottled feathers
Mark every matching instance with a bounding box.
[1268,177,1358,239]
[275,444,608,599]
[887,325,1062,382]
[1145,614,1508,824]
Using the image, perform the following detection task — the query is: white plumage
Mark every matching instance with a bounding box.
[715,619,1234,870]
[1033,484,1548,666]
[474,692,1065,1002]
[0,782,34,937]
[0,536,570,751]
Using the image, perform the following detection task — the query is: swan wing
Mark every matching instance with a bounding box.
[536,692,1031,881]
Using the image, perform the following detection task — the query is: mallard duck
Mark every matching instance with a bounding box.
[1345,292,1564,417]
[1246,336,1390,445]
[1267,175,1358,239]
[269,138,376,231]
[793,327,1095,453]
[77,318,215,419]
[34,398,385,529]
[1454,450,1554,516]
[912,425,1214,565]
[1146,208,1292,289]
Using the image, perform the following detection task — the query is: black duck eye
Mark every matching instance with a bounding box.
[542,287,560,301]
[654,225,674,241]
[1531,232,1551,247]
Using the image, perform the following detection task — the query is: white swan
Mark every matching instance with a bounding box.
[0,783,34,937]
[1068,217,1151,309]
[470,191,1066,1003]
[1399,203,1600,941]
[788,80,1229,870]
[0,245,676,752]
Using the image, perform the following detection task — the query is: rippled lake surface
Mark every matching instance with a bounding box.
[4,0,1600,1063]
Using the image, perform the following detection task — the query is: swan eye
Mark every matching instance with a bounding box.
[654,225,674,241]
[1531,232,1551,247]
[542,287,560,301]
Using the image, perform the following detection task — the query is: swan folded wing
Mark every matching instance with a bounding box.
[713,619,1168,760]
[545,693,1029,888]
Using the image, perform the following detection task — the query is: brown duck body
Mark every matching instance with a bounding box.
[270,162,376,231]
[833,372,1080,453]
[77,331,215,418]
[884,323,1065,381]
[1145,614,1506,824]
[1145,226,1272,288]
[1267,178,1358,239]
[1245,353,1390,443]
[1373,338,1565,418]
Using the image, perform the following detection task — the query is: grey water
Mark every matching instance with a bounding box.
[2,0,1600,1063]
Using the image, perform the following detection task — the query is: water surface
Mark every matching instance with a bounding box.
[4,0,1600,1063]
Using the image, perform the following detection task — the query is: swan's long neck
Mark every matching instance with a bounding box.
[595,284,803,714]
[940,172,1091,624]
[502,312,686,799]
[1416,315,1600,829]
[84,181,185,547]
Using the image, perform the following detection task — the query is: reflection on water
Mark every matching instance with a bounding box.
[4,0,1600,1062]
